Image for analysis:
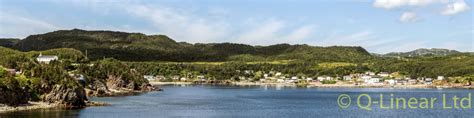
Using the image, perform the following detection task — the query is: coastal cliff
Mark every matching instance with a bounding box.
[42,85,88,108]
[0,47,157,111]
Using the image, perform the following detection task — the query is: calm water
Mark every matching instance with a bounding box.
[2,85,474,118]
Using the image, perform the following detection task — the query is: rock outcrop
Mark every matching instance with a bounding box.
[106,75,127,90]
[42,85,88,108]
[86,75,157,97]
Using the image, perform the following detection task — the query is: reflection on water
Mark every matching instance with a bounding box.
[1,108,82,118]
[2,85,474,118]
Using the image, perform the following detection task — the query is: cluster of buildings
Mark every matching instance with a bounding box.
[145,69,447,86]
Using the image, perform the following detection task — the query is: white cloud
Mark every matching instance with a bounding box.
[399,12,419,22]
[235,20,284,44]
[125,5,230,43]
[44,1,317,45]
[283,25,314,42]
[441,0,471,15]
[235,19,314,45]
[373,0,439,9]
[0,11,61,38]
[373,0,471,22]
[325,31,375,45]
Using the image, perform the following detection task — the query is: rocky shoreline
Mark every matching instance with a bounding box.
[0,88,158,113]
[0,102,57,113]
[0,81,160,114]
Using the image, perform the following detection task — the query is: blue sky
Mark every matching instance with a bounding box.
[0,0,472,53]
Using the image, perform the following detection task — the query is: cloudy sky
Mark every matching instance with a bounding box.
[0,0,472,53]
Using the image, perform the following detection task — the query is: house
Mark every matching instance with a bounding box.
[275,72,282,77]
[36,53,58,64]
[291,76,299,80]
[180,77,188,81]
[365,77,380,84]
[197,75,206,81]
[378,72,390,77]
[361,75,372,80]
[239,76,247,81]
[317,76,333,81]
[264,74,269,78]
[408,79,417,85]
[172,76,180,80]
[365,71,376,76]
[385,79,397,85]
[144,75,156,81]
[397,79,408,85]
[424,78,433,85]
[437,76,445,80]
[306,77,313,82]
[244,70,253,74]
[277,79,285,83]
[343,76,352,81]
[155,75,166,80]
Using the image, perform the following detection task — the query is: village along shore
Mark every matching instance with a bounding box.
[150,81,474,89]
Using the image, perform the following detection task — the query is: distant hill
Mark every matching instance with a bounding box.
[0,38,20,48]
[12,29,373,62]
[384,48,461,57]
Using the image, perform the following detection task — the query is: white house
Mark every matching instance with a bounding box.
[437,76,445,80]
[343,76,352,81]
[378,72,390,77]
[385,79,397,85]
[180,77,188,81]
[366,71,376,76]
[277,79,285,83]
[365,77,380,84]
[424,78,433,85]
[144,75,156,81]
[36,53,58,64]
[317,76,334,81]
[408,79,417,85]
[291,76,299,80]
[275,72,282,77]
[361,75,372,80]
[306,77,313,81]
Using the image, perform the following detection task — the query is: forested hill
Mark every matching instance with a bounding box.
[384,48,462,57]
[11,29,373,62]
[0,38,20,48]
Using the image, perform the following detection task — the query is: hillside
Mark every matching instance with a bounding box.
[13,29,373,62]
[0,38,20,48]
[384,48,461,57]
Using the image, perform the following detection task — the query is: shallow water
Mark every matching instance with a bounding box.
[2,85,474,118]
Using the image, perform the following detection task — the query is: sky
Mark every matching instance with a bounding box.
[0,0,472,53]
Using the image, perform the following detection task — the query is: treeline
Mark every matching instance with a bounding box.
[370,54,474,78]
[124,53,474,80]
[11,29,373,62]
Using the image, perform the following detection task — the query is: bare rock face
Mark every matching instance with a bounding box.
[86,75,157,97]
[87,80,110,96]
[42,85,88,108]
[106,75,126,90]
